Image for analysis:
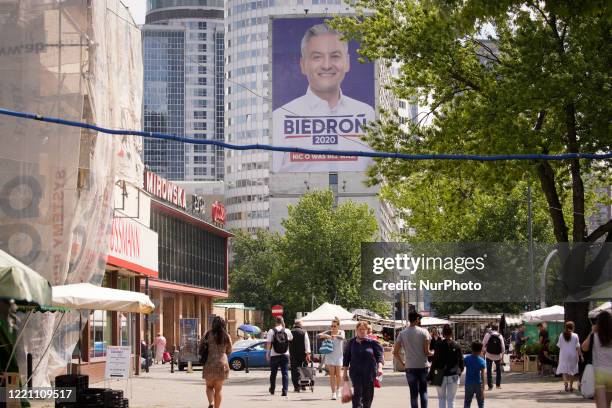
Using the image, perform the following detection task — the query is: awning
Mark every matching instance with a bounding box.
[589,302,611,318]
[522,305,564,322]
[52,283,155,314]
[0,249,52,307]
[301,302,356,330]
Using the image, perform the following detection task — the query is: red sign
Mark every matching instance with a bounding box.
[211,201,226,225]
[144,171,186,209]
[271,305,284,317]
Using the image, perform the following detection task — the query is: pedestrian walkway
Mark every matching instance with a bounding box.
[30,364,593,408]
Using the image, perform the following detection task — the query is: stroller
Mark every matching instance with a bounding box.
[298,361,316,393]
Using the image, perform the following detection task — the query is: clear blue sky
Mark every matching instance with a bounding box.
[122,0,146,25]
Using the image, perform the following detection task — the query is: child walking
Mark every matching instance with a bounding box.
[464,341,486,408]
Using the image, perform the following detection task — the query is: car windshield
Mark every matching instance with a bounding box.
[232,340,258,350]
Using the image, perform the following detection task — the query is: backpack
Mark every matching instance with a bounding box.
[272,328,289,354]
[487,334,502,355]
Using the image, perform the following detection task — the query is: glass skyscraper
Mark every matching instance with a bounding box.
[143,0,225,181]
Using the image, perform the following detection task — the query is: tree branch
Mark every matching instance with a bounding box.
[586,219,612,243]
[469,38,502,64]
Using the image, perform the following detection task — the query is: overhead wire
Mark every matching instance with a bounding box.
[1,107,611,162]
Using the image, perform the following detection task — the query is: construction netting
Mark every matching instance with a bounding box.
[0,0,143,386]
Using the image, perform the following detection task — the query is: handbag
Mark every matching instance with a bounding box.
[199,334,209,365]
[429,368,445,387]
[319,339,334,354]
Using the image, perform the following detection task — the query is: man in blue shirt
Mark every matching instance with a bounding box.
[464,341,486,408]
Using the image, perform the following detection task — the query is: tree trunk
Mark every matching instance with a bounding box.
[564,302,591,343]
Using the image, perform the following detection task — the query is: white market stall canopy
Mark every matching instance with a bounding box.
[301,302,356,330]
[52,283,155,314]
[394,317,454,328]
[522,305,564,323]
[421,317,453,326]
[589,302,611,318]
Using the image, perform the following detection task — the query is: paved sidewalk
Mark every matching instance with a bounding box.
[31,364,593,408]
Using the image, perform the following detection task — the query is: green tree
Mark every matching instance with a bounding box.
[276,191,386,319]
[227,229,281,324]
[334,0,612,337]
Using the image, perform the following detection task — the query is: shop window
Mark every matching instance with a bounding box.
[89,309,112,358]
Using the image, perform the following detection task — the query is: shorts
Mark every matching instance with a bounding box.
[594,368,612,392]
[325,353,343,367]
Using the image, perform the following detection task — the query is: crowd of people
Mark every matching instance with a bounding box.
[187,310,611,408]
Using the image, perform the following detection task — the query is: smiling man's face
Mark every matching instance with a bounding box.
[300,33,350,98]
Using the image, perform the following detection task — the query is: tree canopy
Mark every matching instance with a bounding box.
[228,191,387,324]
[333,0,611,334]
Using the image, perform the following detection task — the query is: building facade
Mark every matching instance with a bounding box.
[143,0,225,181]
[224,1,400,238]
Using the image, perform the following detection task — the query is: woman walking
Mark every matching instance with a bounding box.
[583,311,612,408]
[318,317,346,400]
[431,324,464,408]
[342,321,384,408]
[201,316,233,408]
[556,321,582,392]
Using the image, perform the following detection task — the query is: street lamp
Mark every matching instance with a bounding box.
[540,249,558,309]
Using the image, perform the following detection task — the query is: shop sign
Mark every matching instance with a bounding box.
[108,216,158,277]
[211,201,226,226]
[144,170,186,209]
[104,346,131,379]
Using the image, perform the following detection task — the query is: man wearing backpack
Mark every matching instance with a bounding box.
[482,324,505,390]
[266,316,294,396]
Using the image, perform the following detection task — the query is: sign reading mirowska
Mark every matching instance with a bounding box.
[144,171,186,209]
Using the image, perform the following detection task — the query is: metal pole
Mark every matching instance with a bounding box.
[145,277,150,373]
[528,181,535,310]
[541,249,558,309]
[26,354,32,389]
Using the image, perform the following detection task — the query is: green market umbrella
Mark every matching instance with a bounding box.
[0,249,52,307]
[0,249,53,386]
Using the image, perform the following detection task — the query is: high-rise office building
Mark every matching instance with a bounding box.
[224,1,400,238]
[143,0,225,181]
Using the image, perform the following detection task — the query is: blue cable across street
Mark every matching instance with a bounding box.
[1,107,611,162]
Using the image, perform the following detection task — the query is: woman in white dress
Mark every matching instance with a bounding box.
[556,321,583,392]
[318,317,346,400]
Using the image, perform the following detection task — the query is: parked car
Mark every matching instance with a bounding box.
[232,339,261,351]
[229,341,268,371]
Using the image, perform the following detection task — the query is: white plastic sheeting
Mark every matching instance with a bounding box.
[52,283,154,314]
[0,0,143,386]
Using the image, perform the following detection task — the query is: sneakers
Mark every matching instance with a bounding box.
[332,391,337,400]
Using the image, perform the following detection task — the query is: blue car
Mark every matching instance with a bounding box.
[229,341,268,371]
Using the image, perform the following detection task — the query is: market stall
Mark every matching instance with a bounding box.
[589,302,611,318]
[449,306,522,343]
[0,249,55,407]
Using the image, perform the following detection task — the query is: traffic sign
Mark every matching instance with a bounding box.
[271,305,283,317]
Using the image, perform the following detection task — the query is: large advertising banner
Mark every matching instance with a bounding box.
[272,17,376,173]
